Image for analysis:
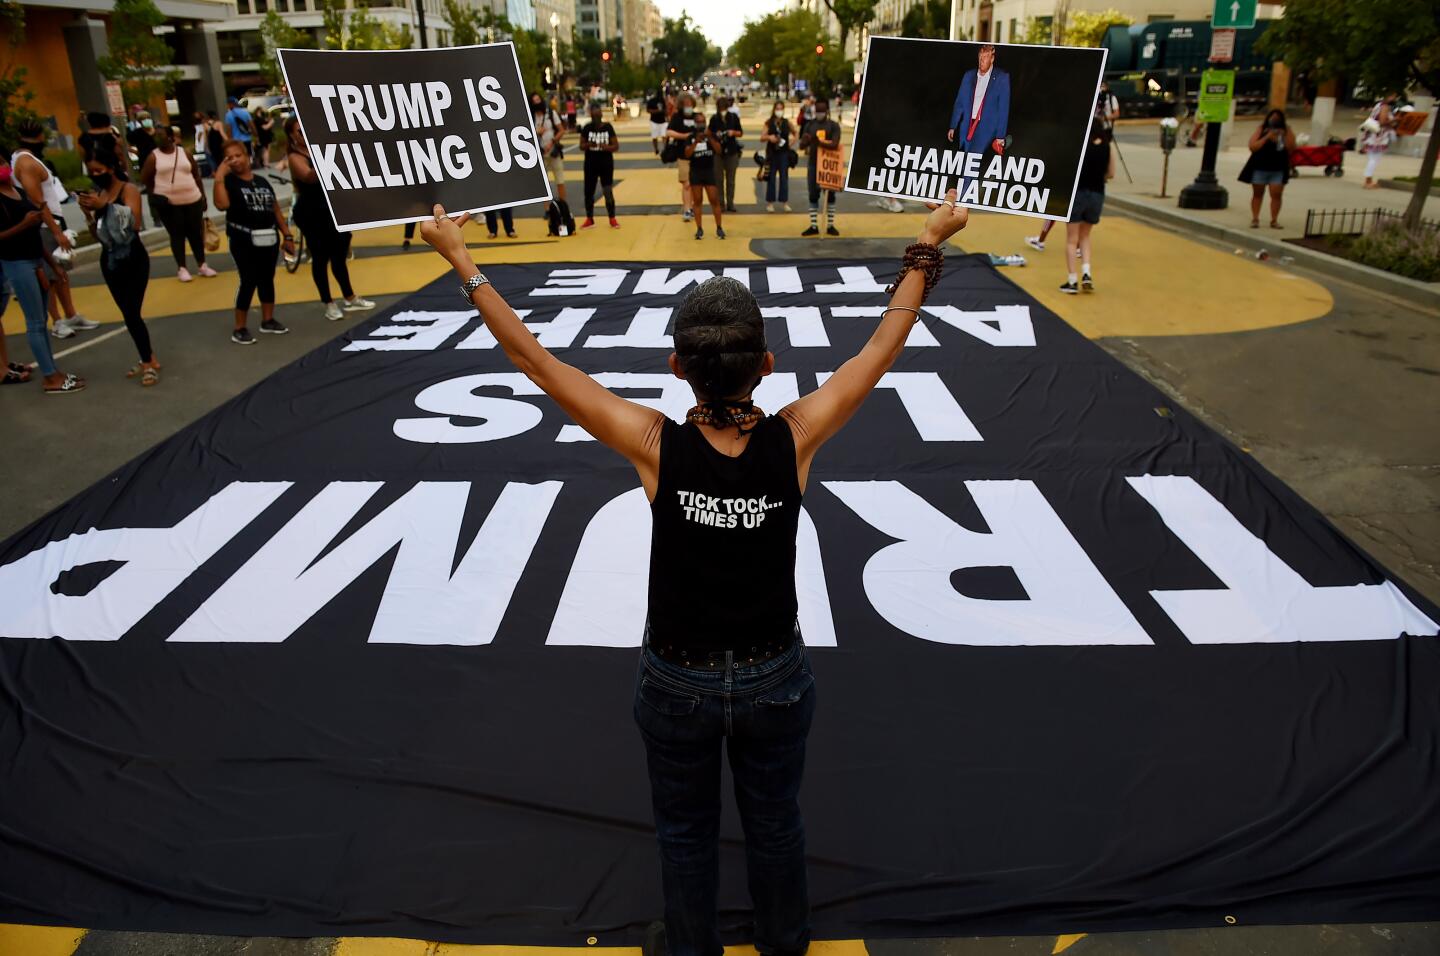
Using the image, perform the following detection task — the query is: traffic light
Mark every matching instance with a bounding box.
[602,51,610,62]
[816,44,824,55]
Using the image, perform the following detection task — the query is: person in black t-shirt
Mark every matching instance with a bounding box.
[212,140,296,344]
[682,101,724,240]
[417,189,969,956]
[666,94,702,223]
[709,96,744,213]
[646,90,667,154]
[579,102,620,229]
[1060,128,1114,295]
[799,98,841,237]
[78,111,130,181]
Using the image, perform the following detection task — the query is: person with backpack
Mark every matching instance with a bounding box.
[415,188,968,956]
[710,95,744,213]
[533,97,568,204]
[78,151,160,385]
[760,101,794,213]
[225,96,255,153]
[579,102,620,229]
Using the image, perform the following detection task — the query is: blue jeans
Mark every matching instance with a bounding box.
[765,161,790,204]
[633,635,815,956]
[1,258,55,375]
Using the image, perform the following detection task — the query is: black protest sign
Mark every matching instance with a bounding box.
[847,37,1107,220]
[277,44,552,231]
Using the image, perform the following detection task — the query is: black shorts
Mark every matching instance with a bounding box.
[689,158,716,186]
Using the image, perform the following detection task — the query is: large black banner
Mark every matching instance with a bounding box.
[1,258,1437,944]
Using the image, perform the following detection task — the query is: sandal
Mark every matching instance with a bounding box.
[2,367,29,385]
[1250,220,1259,228]
[141,366,159,387]
[1269,221,1282,229]
[44,373,86,395]
[127,360,163,379]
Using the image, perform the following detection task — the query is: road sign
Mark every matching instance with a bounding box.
[1208,28,1235,63]
[1196,69,1235,123]
[1212,0,1256,29]
[105,80,124,116]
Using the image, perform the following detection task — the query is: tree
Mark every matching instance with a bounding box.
[1017,17,1054,45]
[0,1,39,154]
[1061,9,1131,48]
[730,14,781,88]
[97,0,180,107]
[1260,0,1440,229]
[443,0,483,46]
[322,0,413,51]
[649,14,720,81]
[818,0,874,56]
[259,11,313,89]
[901,0,951,39]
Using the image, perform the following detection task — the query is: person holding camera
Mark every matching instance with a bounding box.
[1239,109,1296,229]
[761,101,794,213]
[79,151,159,385]
[710,95,744,213]
[666,93,702,223]
[683,104,725,240]
[533,97,568,204]
[213,140,296,345]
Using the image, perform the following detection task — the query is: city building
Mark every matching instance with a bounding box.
[532,0,575,39]
[953,0,1235,46]
[575,0,612,40]
[620,0,660,65]
[11,0,230,141]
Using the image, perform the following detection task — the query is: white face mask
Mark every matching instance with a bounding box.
[774,109,783,117]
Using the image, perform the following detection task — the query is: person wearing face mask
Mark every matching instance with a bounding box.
[79,153,160,385]
[142,124,214,282]
[127,113,157,177]
[683,99,725,240]
[0,162,85,393]
[579,102,621,229]
[666,94,702,223]
[710,96,744,214]
[78,111,130,181]
[12,120,95,340]
[761,102,793,213]
[799,99,841,237]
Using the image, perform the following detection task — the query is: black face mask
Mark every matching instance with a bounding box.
[90,173,113,190]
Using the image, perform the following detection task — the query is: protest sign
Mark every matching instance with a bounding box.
[846,36,1107,221]
[277,44,552,232]
[816,147,845,192]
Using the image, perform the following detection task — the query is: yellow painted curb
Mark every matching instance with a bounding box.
[331,939,869,956]
[1053,933,1088,953]
[0,923,87,956]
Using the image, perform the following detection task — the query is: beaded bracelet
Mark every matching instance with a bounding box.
[885,242,945,300]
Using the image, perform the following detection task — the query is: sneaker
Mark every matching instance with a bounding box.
[826,225,840,236]
[801,225,819,237]
[1081,274,1094,293]
[1024,236,1045,251]
[1059,281,1078,295]
[505,230,518,238]
[177,266,194,282]
[682,209,694,222]
[717,227,726,239]
[782,203,792,212]
[581,217,596,229]
[487,232,498,239]
[66,314,99,331]
[231,327,256,345]
[694,226,704,240]
[765,203,774,213]
[259,318,289,334]
[198,263,218,277]
[725,205,737,213]
[323,301,344,321]
[50,318,77,339]
[342,296,376,311]
[402,239,411,250]
[610,218,620,228]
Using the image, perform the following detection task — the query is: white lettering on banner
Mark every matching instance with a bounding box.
[632,268,752,294]
[554,374,800,442]
[828,306,942,347]
[814,372,982,441]
[169,481,560,645]
[815,266,889,294]
[823,480,1152,646]
[0,483,289,641]
[458,308,595,350]
[923,304,1036,347]
[1127,475,1440,643]
[395,373,543,444]
[530,269,628,297]
[343,311,473,352]
[582,307,673,349]
[766,266,802,294]
[761,307,829,348]
[547,488,836,647]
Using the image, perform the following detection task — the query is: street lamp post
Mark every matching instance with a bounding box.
[549,12,560,93]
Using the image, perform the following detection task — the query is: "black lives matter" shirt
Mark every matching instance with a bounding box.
[647,416,802,650]
[580,120,617,172]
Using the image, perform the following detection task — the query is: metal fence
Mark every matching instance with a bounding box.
[1304,207,1440,239]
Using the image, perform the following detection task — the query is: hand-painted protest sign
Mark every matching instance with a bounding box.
[846,37,1107,221]
[816,147,845,192]
[277,44,552,232]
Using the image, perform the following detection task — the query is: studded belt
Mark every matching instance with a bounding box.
[647,639,795,670]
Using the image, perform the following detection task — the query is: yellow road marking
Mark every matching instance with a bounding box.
[331,940,869,956]
[0,923,87,956]
[1053,933,1088,953]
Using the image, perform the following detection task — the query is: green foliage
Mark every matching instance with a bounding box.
[97,0,180,106]
[441,3,550,92]
[1259,0,1440,229]
[1018,17,1055,45]
[1336,221,1440,281]
[900,0,951,39]
[819,0,875,51]
[0,1,38,154]
[731,9,851,97]
[260,11,313,89]
[322,0,412,51]
[1062,9,1132,47]
[649,14,720,81]
[48,149,91,192]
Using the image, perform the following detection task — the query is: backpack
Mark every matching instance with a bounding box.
[660,139,680,164]
[545,198,575,236]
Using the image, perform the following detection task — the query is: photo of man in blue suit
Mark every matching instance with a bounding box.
[948,44,1010,169]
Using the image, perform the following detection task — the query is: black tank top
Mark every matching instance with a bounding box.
[647,416,802,650]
